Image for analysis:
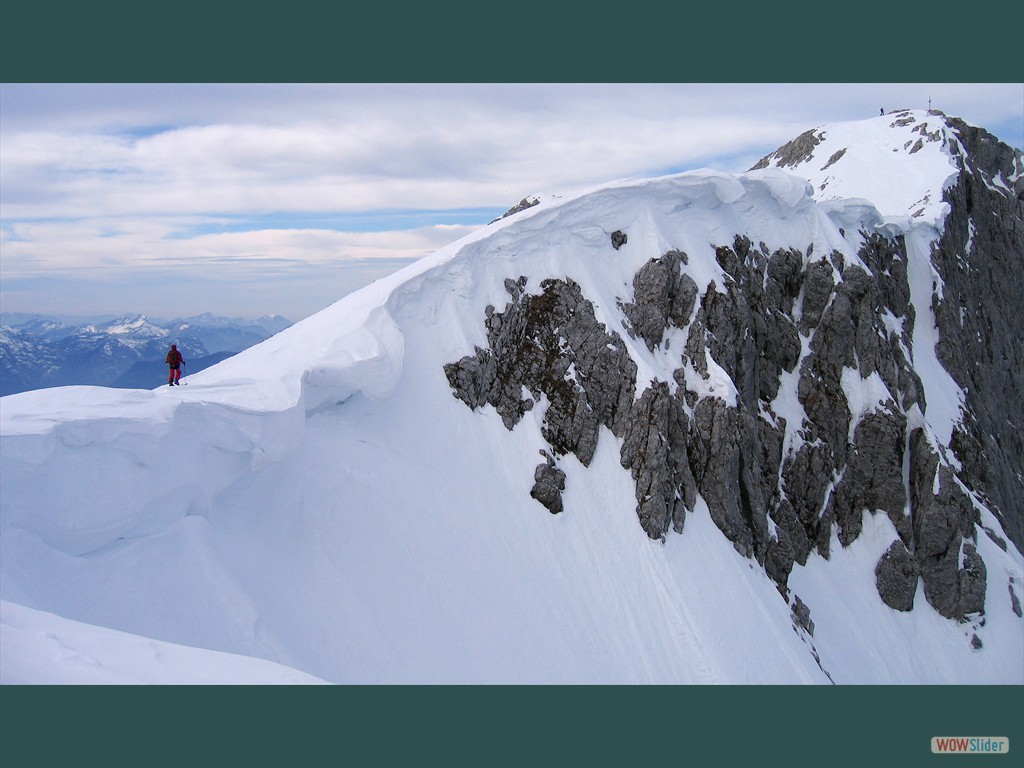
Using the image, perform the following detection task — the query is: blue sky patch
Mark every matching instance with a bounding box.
[164,208,506,239]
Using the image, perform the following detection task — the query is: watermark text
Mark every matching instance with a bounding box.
[932,737,1009,754]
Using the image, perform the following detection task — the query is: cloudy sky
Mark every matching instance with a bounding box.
[1,83,1021,322]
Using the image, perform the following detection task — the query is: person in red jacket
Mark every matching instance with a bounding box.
[166,344,185,386]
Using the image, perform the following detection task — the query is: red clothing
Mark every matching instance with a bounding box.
[166,346,184,384]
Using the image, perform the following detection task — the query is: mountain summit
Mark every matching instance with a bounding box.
[753,109,1024,553]
[1,110,1021,684]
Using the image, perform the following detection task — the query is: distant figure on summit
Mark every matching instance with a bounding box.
[880,107,885,116]
[166,344,185,386]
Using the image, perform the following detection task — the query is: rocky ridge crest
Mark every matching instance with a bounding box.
[445,113,1023,630]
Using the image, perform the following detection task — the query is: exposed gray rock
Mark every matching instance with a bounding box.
[909,428,988,620]
[858,232,911,318]
[957,543,988,618]
[504,275,528,301]
[767,248,803,310]
[791,595,815,635]
[444,276,638,509]
[757,307,801,405]
[798,259,835,333]
[620,250,697,351]
[684,302,710,380]
[444,344,500,411]
[702,283,757,407]
[820,148,847,171]
[703,237,802,409]
[890,111,916,128]
[982,526,1007,552]
[619,381,695,539]
[779,443,830,558]
[810,264,861,372]
[688,398,770,559]
[875,541,919,611]
[611,230,628,250]
[531,451,566,515]
[796,361,850,478]
[751,128,823,170]
[829,407,909,547]
[444,277,638,467]
[490,196,540,223]
[765,520,798,594]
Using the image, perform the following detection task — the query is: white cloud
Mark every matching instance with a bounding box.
[1,83,1021,319]
[2,219,473,274]
[0,216,476,319]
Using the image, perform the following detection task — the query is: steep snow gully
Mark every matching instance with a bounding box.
[1,110,1021,684]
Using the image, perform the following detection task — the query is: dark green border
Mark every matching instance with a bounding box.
[3,4,1023,766]
[2,685,1021,765]
[3,2,1022,82]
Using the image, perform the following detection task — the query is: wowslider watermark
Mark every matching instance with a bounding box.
[932,737,1010,754]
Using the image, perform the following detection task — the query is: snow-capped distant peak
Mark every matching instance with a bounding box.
[101,314,169,338]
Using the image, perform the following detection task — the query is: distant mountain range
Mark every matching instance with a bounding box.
[0,313,291,396]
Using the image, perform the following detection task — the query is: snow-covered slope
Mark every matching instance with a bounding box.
[2,113,1021,685]
[753,109,966,225]
[0,601,330,684]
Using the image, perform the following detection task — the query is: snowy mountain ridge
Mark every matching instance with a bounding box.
[1,110,1021,684]
[85,314,170,338]
[752,109,1022,225]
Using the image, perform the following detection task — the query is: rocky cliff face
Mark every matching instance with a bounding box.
[445,111,1023,628]
[927,116,1024,551]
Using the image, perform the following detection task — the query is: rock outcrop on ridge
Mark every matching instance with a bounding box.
[446,110,1023,626]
